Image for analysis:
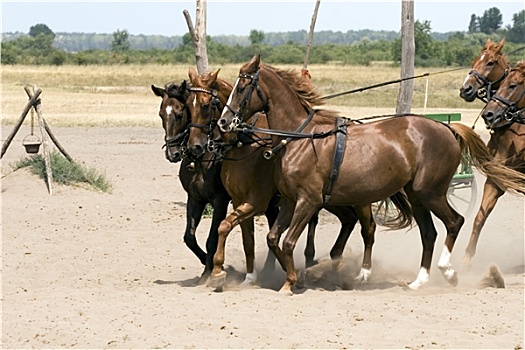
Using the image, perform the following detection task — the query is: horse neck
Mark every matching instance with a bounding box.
[260,68,312,133]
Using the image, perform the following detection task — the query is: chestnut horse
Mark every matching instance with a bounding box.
[470,61,525,261]
[185,67,390,287]
[218,55,525,294]
[459,40,524,264]
[152,81,230,283]
[460,38,510,103]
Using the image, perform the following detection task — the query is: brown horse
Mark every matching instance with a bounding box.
[185,67,386,287]
[467,61,525,262]
[152,81,231,283]
[459,40,524,264]
[460,38,510,103]
[218,55,525,294]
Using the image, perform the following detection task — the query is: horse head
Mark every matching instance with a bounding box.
[460,38,509,102]
[151,81,190,163]
[186,67,232,158]
[482,61,525,130]
[218,55,268,133]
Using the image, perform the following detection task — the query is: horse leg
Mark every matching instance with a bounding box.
[265,198,295,273]
[354,204,376,283]
[304,210,320,268]
[206,196,229,287]
[425,195,464,286]
[280,199,320,294]
[463,179,505,264]
[261,194,280,272]
[403,188,439,290]
[183,198,208,283]
[239,218,257,285]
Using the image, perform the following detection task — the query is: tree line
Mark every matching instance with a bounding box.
[2,7,523,67]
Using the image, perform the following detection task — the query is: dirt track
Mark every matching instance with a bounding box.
[1,123,523,349]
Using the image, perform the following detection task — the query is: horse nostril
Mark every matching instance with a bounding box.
[218,118,227,126]
[462,85,472,94]
[483,111,494,121]
[191,144,204,156]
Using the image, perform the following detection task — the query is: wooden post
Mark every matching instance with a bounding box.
[23,87,74,163]
[303,0,321,71]
[183,0,209,74]
[1,89,42,159]
[32,85,54,195]
[396,0,415,115]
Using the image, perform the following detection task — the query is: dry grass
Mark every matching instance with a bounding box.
[1,63,487,128]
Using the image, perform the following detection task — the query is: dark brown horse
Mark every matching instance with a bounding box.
[459,40,524,264]
[460,38,510,103]
[467,61,525,262]
[185,67,383,287]
[152,81,231,283]
[218,55,525,294]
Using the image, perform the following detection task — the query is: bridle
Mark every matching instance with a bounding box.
[222,67,346,160]
[468,54,509,103]
[188,86,224,154]
[223,69,269,131]
[486,70,525,130]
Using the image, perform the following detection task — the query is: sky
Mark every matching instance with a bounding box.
[1,1,524,37]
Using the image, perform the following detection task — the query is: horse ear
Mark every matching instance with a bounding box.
[188,67,198,83]
[151,85,165,97]
[496,37,506,53]
[248,54,261,72]
[483,38,492,49]
[209,68,220,83]
[179,80,190,99]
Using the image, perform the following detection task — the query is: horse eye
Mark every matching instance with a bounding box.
[175,112,183,120]
[487,61,494,66]
[509,83,517,89]
[237,86,245,93]
[201,103,210,110]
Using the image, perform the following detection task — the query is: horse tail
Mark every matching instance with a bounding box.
[380,190,414,230]
[449,123,525,193]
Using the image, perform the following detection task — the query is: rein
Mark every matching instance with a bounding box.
[320,67,465,101]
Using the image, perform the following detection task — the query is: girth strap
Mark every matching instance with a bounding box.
[324,117,347,204]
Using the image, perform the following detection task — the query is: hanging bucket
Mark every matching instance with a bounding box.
[22,134,42,154]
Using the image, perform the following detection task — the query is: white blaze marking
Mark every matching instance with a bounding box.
[462,74,471,86]
[479,54,485,62]
[165,106,172,115]
[193,96,197,109]
[221,77,240,117]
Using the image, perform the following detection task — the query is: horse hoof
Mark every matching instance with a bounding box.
[295,270,306,289]
[354,268,371,284]
[439,266,459,287]
[210,271,227,290]
[278,286,294,296]
[241,271,258,286]
[196,272,211,286]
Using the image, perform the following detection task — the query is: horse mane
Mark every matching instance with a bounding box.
[512,60,525,75]
[261,63,325,109]
[261,63,340,120]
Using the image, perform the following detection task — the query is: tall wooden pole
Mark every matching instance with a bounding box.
[396,0,415,115]
[183,0,209,74]
[303,0,321,71]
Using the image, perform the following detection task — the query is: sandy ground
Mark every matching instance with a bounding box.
[1,117,524,348]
